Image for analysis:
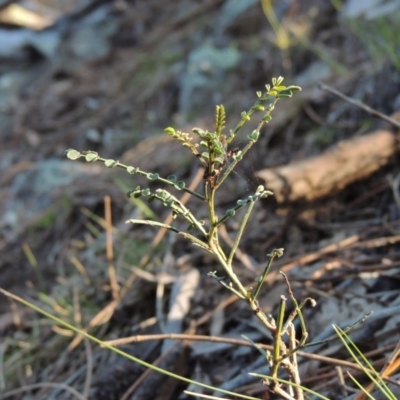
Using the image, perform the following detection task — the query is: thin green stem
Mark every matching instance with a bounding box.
[217,138,256,189]
[227,200,256,266]
[211,277,247,299]
[287,324,304,400]
[271,295,286,378]
[280,272,311,352]
[217,116,268,189]
[252,306,276,331]
[207,186,221,248]
[210,244,248,298]
[229,99,267,140]
[126,219,210,252]
[171,197,208,238]
[85,154,205,201]
[252,249,283,300]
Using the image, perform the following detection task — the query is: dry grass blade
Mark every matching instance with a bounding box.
[318,83,400,129]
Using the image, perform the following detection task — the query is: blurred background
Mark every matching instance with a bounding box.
[1,0,400,399]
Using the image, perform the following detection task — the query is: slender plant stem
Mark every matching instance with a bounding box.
[252,250,282,300]
[207,186,218,238]
[228,200,256,266]
[229,98,268,140]
[217,138,255,189]
[85,154,205,201]
[126,219,209,251]
[211,246,247,298]
[171,197,208,238]
[271,295,286,378]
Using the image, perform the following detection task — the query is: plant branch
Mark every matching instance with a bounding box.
[126,219,209,251]
[227,200,256,266]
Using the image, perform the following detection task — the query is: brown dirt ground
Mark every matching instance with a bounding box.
[1,1,400,399]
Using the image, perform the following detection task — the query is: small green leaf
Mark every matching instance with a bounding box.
[164,127,176,134]
[275,76,284,86]
[142,188,151,196]
[225,209,236,217]
[167,175,177,183]
[65,149,81,160]
[277,90,294,98]
[254,104,265,111]
[128,186,141,197]
[237,199,247,206]
[147,173,159,181]
[286,85,301,92]
[232,151,243,161]
[262,114,272,122]
[105,159,119,168]
[273,248,284,257]
[267,248,284,257]
[260,190,274,198]
[127,166,139,174]
[248,130,259,141]
[213,146,224,155]
[241,111,250,121]
[256,91,262,98]
[85,152,98,162]
[175,181,186,190]
[129,186,142,198]
[192,127,205,136]
[256,185,265,193]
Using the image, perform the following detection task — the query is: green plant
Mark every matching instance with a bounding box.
[334,325,397,400]
[1,78,323,400]
[0,69,388,399]
[64,77,311,398]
